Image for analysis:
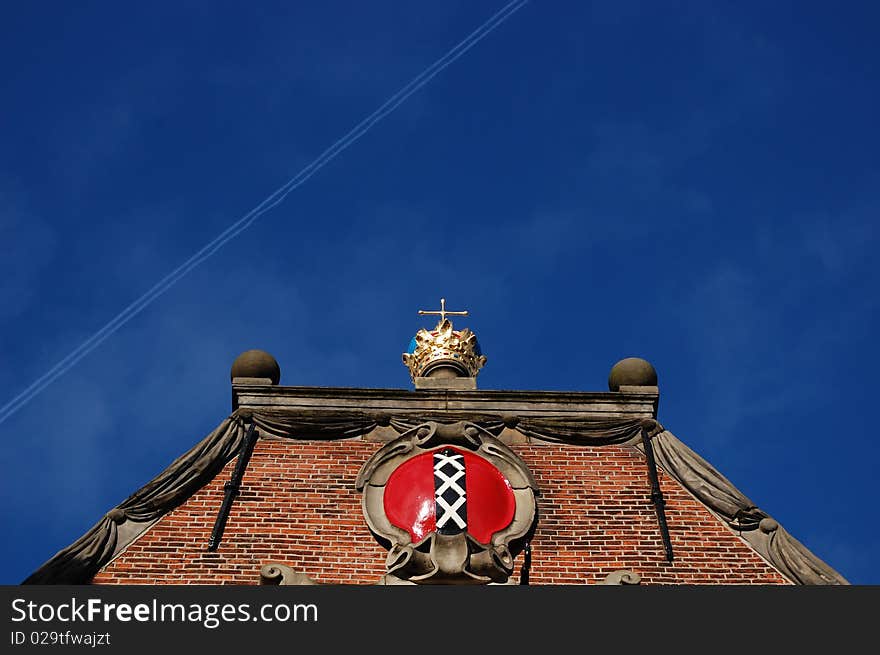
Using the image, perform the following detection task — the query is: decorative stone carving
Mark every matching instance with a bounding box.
[356,421,538,584]
[598,570,642,585]
[260,563,319,585]
[759,517,779,534]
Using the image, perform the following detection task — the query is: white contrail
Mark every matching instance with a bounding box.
[0,0,530,425]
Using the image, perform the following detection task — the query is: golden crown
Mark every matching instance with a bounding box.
[402,299,487,382]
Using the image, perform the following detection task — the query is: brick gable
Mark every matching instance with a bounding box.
[93,437,788,585]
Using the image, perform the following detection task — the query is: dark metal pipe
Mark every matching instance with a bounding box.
[519,541,532,585]
[640,427,674,562]
[207,422,258,551]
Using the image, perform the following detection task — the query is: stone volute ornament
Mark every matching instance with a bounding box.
[402,298,487,382]
[356,421,538,585]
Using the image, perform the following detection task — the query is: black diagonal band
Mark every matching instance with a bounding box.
[433,449,467,535]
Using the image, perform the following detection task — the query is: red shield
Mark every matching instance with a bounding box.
[383,446,515,544]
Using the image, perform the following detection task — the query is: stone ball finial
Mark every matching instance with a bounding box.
[230,349,281,385]
[608,357,657,391]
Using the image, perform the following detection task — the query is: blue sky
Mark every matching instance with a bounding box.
[1,1,877,584]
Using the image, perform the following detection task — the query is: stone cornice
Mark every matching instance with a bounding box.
[232,383,658,419]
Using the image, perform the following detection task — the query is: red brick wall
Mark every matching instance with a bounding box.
[518,445,788,584]
[92,437,788,585]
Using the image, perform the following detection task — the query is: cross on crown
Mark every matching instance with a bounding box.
[403,298,486,382]
[418,298,468,324]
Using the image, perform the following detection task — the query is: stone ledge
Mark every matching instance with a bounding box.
[232,384,659,418]
[414,376,477,390]
[617,385,659,394]
[232,377,274,385]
